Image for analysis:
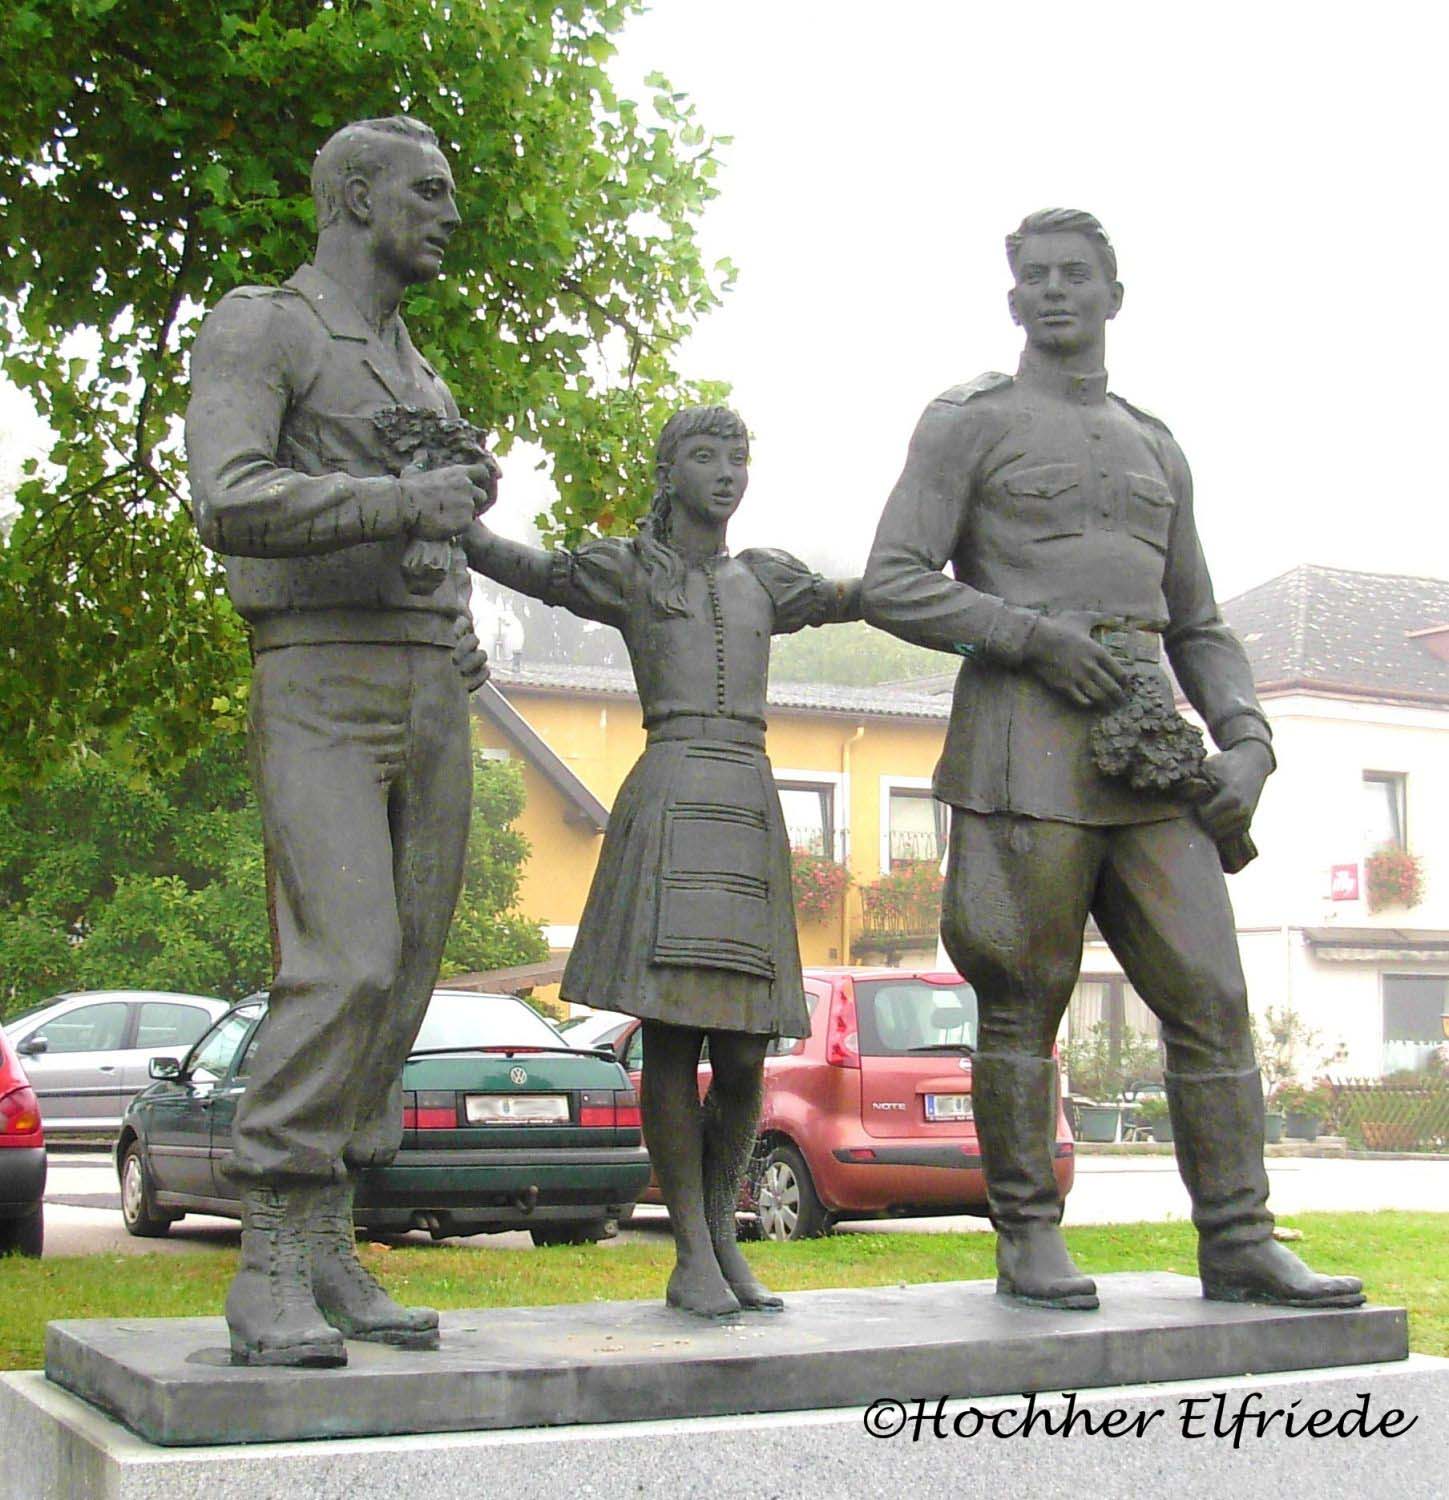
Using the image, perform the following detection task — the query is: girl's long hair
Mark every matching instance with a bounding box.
[633,406,748,617]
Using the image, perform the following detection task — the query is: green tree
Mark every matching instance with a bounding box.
[0,0,731,794]
[441,754,548,977]
[0,735,545,1016]
[770,620,951,687]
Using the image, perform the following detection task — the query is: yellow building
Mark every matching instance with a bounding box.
[471,663,952,1003]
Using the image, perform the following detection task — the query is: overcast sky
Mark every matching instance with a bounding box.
[513,0,1445,601]
[6,1,1446,605]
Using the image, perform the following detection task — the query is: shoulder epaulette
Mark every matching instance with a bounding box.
[218,284,302,304]
[1110,393,1174,439]
[933,371,1012,407]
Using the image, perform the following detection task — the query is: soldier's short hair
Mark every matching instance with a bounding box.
[312,116,440,229]
[1005,209,1117,281]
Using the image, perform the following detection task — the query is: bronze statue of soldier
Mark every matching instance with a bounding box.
[863,209,1362,1313]
[186,116,493,1366]
[464,408,860,1316]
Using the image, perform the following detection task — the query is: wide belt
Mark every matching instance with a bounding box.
[646,713,766,750]
[1091,623,1161,663]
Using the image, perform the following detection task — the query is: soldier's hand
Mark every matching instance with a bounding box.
[405,463,498,540]
[1195,741,1272,839]
[451,618,491,693]
[1023,612,1130,708]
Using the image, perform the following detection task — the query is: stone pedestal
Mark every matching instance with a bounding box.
[44,1272,1406,1446]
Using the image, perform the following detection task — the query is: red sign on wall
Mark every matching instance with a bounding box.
[1329,863,1361,902]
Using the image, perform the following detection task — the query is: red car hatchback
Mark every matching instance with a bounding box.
[606,967,1075,1239]
[0,1025,47,1256]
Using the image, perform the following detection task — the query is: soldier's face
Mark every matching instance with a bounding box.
[1008,231,1122,356]
[668,432,750,530]
[363,141,461,285]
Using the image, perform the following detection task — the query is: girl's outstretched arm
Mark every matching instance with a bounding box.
[461,521,554,600]
[462,521,635,628]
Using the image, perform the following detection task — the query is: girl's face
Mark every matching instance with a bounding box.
[667,431,749,530]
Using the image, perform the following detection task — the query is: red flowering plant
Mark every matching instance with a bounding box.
[862,860,945,923]
[1364,845,1424,913]
[789,848,852,923]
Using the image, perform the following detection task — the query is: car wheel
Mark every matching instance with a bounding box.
[756,1144,831,1241]
[120,1142,174,1238]
[529,1218,617,1248]
[0,1205,43,1258]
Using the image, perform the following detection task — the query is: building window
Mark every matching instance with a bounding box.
[1067,976,1162,1082]
[885,787,946,870]
[1362,772,1407,854]
[1382,974,1447,1075]
[777,779,837,858]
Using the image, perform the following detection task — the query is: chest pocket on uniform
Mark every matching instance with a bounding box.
[1124,472,1175,554]
[1001,463,1084,541]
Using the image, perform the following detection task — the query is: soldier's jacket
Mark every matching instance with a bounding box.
[862,353,1271,825]
[185,263,469,652]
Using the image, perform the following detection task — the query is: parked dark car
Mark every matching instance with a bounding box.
[4,989,231,1134]
[612,967,1075,1240]
[116,989,650,1246]
[0,1025,46,1256]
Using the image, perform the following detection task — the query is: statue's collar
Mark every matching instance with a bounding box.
[1015,351,1108,406]
[286,264,402,345]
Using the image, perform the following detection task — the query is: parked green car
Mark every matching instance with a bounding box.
[115,990,649,1246]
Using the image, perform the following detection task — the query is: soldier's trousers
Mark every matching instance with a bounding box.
[940,810,1257,1073]
[230,642,472,1185]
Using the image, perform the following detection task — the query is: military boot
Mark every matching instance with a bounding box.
[1166,1067,1364,1307]
[310,1181,441,1348]
[226,1184,347,1367]
[973,1052,1098,1310]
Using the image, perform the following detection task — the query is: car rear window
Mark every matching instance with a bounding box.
[854,979,978,1056]
[413,992,564,1052]
[136,1003,214,1049]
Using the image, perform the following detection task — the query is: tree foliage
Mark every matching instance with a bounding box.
[770,620,951,688]
[0,734,545,1017]
[0,0,732,794]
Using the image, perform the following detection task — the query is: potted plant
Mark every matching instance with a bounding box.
[1363,845,1424,914]
[789,849,851,924]
[1132,1092,1173,1143]
[1061,1023,1162,1142]
[1273,1081,1330,1142]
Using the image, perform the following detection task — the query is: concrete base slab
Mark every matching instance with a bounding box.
[44,1272,1407,1447]
[6,1358,1446,1500]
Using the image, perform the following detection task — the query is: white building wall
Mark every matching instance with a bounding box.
[1079,692,1448,1078]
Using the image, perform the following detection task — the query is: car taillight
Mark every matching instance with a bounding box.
[0,1085,43,1145]
[578,1089,642,1128]
[402,1091,457,1130]
[824,977,860,1068]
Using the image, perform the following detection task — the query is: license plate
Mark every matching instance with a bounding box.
[465,1093,570,1124]
[925,1093,973,1122]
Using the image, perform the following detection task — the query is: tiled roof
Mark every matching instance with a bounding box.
[488,661,952,721]
[1222,565,1449,707]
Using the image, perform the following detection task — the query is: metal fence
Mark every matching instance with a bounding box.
[1324,1076,1449,1152]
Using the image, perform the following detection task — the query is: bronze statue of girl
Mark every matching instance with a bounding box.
[465,407,859,1316]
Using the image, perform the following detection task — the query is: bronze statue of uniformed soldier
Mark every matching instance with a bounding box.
[186,116,493,1366]
[863,209,1362,1313]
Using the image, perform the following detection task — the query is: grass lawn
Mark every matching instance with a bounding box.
[1,1211,1441,1372]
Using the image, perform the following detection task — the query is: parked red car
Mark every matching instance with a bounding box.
[0,1025,47,1256]
[603,967,1075,1239]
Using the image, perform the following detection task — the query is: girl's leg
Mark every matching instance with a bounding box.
[702,1030,782,1311]
[640,1021,740,1318]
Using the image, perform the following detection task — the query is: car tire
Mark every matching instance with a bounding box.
[529,1218,617,1248]
[756,1143,831,1241]
[120,1142,174,1238]
[0,1205,43,1258]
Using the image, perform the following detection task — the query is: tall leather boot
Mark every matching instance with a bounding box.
[973,1052,1097,1310]
[1166,1067,1364,1307]
[226,1185,347,1367]
[310,1180,441,1348]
